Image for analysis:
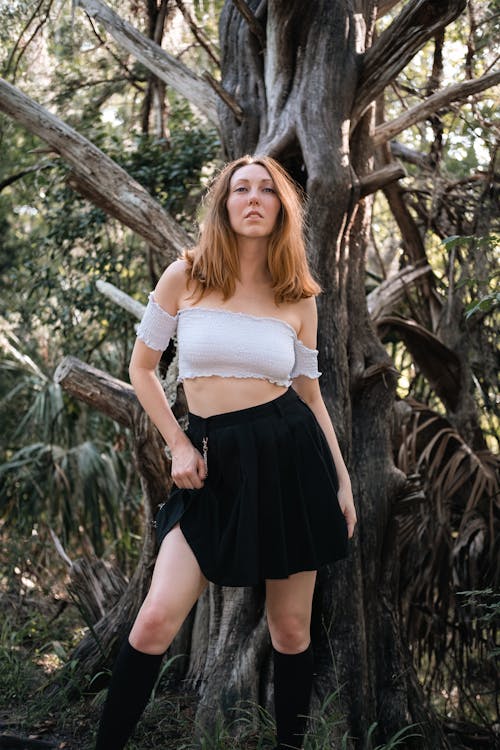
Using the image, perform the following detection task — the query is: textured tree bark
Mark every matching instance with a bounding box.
[184,2,451,747]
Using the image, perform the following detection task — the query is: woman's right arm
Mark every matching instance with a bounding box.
[129,261,207,490]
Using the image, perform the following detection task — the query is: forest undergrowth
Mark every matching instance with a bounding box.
[0,524,496,750]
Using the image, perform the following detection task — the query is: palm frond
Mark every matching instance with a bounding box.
[394,399,499,696]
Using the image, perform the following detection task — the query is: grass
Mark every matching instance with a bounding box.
[0,524,481,750]
[0,583,424,750]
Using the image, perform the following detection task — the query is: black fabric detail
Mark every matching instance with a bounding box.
[273,643,314,749]
[154,388,349,586]
[94,639,164,750]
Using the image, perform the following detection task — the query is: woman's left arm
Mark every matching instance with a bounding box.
[292,297,357,539]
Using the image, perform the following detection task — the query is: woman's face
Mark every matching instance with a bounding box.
[226,163,282,240]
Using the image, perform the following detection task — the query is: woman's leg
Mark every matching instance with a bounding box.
[95,524,208,750]
[266,571,317,750]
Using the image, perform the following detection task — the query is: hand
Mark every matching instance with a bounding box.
[337,483,357,539]
[171,435,207,490]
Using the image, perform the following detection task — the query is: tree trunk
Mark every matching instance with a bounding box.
[177,1,464,747]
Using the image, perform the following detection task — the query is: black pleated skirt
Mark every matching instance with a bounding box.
[154,388,349,586]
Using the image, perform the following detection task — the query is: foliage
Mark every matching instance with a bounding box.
[0,342,139,558]
[0,1,221,563]
[368,3,500,737]
[1,115,219,367]
[0,0,498,748]
[396,401,499,737]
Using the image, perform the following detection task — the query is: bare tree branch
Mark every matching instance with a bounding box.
[54,356,136,427]
[359,161,406,197]
[95,280,145,319]
[0,161,55,192]
[174,0,220,66]
[4,0,54,82]
[231,0,266,48]
[373,70,500,145]
[377,0,403,15]
[367,264,432,320]
[74,0,220,123]
[390,141,430,168]
[353,0,467,127]
[202,71,244,121]
[0,78,190,263]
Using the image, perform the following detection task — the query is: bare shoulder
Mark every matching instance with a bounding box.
[295,295,319,346]
[153,258,190,315]
[295,295,318,325]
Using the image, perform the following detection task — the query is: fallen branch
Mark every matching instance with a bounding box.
[367,264,432,320]
[50,529,128,626]
[50,354,173,687]
[54,356,136,427]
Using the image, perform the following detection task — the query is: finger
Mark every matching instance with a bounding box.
[197,455,207,479]
[173,473,194,490]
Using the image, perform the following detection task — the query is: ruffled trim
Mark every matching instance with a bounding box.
[177,372,292,387]
[291,338,322,379]
[136,292,178,351]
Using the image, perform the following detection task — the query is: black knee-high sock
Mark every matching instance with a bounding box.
[273,643,314,750]
[95,639,164,750]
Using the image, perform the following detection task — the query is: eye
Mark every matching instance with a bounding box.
[263,187,276,193]
[234,186,247,192]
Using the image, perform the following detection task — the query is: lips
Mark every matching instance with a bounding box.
[245,211,263,218]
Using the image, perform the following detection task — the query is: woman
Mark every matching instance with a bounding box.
[95,155,357,750]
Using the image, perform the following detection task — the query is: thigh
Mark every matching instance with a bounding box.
[265,570,317,625]
[148,523,208,610]
[130,523,208,646]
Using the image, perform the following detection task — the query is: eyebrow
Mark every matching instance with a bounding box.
[232,177,275,184]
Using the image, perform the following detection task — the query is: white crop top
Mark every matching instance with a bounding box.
[136,292,321,387]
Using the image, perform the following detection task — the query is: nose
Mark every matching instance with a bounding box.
[248,191,260,204]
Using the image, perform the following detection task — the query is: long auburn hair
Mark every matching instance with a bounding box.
[181,155,321,304]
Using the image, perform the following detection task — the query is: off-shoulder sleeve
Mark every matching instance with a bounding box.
[291,338,322,380]
[136,292,178,351]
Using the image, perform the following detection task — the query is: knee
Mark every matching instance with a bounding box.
[268,613,310,654]
[129,600,180,653]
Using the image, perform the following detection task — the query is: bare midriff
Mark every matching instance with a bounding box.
[182,376,288,418]
[177,281,300,417]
